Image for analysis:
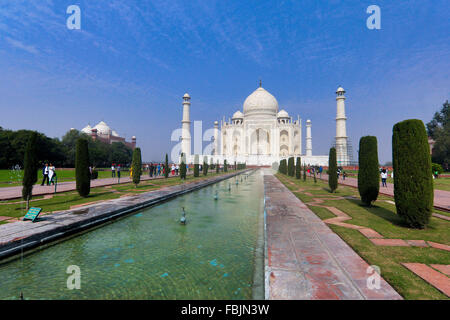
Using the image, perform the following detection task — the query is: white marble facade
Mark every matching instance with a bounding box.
[180,84,330,166]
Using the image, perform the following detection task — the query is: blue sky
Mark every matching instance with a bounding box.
[0,0,449,163]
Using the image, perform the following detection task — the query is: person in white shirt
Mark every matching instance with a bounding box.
[48,164,56,185]
[111,164,116,178]
[381,168,388,187]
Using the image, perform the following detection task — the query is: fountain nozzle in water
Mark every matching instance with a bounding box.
[180,207,186,225]
[214,191,218,200]
[228,184,231,191]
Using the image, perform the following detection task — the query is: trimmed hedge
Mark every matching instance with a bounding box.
[328,147,338,192]
[164,153,169,178]
[295,157,301,179]
[358,136,380,205]
[75,138,91,197]
[22,132,38,209]
[203,156,208,176]
[194,155,200,177]
[393,119,433,228]
[132,147,142,187]
[288,157,295,177]
[279,159,287,174]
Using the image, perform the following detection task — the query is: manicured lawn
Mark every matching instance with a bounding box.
[276,173,450,300]
[0,168,129,187]
[0,170,239,219]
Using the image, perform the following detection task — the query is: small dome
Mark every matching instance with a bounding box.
[132,136,136,140]
[111,130,120,137]
[94,121,111,135]
[232,110,244,119]
[183,93,190,98]
[214,121,219,125]
[243,87,278,117]
[81,124,92,134]
[306,119,311,123]
[336,86,345,94]
[277,109,289,118]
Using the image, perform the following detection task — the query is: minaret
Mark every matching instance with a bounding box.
[181,93,191,158]
[213,121,219,155]
[306,119,312,156]
[335,86,348,165]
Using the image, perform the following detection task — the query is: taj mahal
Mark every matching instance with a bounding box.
[179,82,350,167]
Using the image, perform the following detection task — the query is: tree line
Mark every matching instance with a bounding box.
[0,127,133,169]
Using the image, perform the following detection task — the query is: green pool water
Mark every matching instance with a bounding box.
[0,171,265,300]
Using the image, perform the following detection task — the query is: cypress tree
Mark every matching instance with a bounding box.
[131,147,142,187]
[303,164,306,181]
[295,157,301,179]
[22,132,38,210]
[279,159,287,174]
[180,160,186,179]
[288,157,295,176]
[393,119,433,228]
[203,156,208,176]
[358,136,380,206]
[76,138,91,197]
[328,147,338,193]
[224,159,228,172]
[164,153,169,178]
[194,155,200,177]
[216,160,219,173]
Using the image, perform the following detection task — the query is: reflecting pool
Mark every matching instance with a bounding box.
[0,170,264,299]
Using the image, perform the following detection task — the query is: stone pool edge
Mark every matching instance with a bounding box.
[0,170,252,262]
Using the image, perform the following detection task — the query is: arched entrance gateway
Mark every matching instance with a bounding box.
[250,128,270,155]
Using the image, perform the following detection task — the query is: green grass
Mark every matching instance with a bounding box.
[276,173,450,300]
[0,168,133,187]
[0,170,240,219]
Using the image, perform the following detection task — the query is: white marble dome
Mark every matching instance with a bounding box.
[81,124,92,134]
[232,110,244,119]
[277,109,289,118]
[94,121,111,135]
[243,87,279,117]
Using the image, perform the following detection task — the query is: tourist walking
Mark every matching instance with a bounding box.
[157,163,161,176]
[342,171,346,181]
[117,165,121,179]
[111,164,116,178]
[175,164,179,175]
[319,166,323,178]
[381,169,388,187]
[48,163,56,185]
[41,163,50,186]
[171,164,176,176]
[149,163,154,177]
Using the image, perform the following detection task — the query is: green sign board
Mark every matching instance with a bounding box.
[23,207,42,222]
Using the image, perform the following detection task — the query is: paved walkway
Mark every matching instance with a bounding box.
[263,171,402,300]
[317,174,450,212]
[0,174,189,201]
[284,180,450,298]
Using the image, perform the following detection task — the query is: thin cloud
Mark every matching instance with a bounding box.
[6,37,39,54]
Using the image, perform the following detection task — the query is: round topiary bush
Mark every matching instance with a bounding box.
[358,136,380,206]
[393,119,433,228]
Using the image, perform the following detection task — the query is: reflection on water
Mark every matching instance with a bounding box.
[0,171,264,300]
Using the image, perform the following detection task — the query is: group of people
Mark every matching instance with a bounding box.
[145,163,180,177]
[306,165,324,178]
[40,163,57,186]
[111,163,122,178]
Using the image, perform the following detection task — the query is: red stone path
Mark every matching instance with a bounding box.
[265,171,402,299]
[317,173,450,212]
[402,263,450,297]
[283,180,450,297]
